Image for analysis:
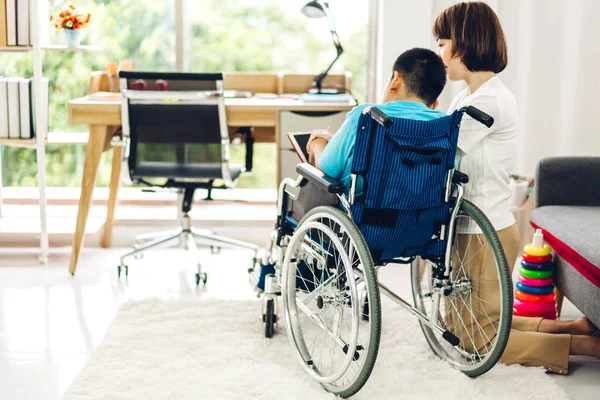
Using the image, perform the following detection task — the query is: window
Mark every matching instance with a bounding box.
[0,0,368,190]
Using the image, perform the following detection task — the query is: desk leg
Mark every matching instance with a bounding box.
[69,125,108,275]
[102,145,122,248]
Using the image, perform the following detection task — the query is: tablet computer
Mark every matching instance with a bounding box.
[287,131,312,163]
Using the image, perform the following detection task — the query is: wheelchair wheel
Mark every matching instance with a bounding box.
[411,199,513,377]
[282,206,381,398]
[264,298,276,339]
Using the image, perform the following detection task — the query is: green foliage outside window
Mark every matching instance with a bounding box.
[0,0,366,189]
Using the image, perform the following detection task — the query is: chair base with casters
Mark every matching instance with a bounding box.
[249,106,512,398]
[118,187,259,285]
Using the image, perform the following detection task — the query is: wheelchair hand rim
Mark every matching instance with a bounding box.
[282,219,361,384]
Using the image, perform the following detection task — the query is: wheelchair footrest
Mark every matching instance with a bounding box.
[442,330,460,346]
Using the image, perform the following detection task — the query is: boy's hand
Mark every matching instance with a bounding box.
[306,127,334,154]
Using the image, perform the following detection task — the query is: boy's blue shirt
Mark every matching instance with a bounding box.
[319,100,447,194]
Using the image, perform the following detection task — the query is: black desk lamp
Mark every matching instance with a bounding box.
[301,1,344,94]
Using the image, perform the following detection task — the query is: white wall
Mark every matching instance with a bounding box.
[376,0,600,175]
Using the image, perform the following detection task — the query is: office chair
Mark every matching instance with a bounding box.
[117,71,258,285]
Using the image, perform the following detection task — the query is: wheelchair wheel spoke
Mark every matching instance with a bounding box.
[411,200,512,376]
[282,207,381,396]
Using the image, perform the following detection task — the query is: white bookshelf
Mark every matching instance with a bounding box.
[0,0,50,263]
[0,46,33,52]
[0,132,89,148]
[1,1,104,263]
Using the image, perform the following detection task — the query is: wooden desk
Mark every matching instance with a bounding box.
[67,95,355,274]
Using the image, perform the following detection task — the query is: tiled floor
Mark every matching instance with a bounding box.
[0,247,598,399]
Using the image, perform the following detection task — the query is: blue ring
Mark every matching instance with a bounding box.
[516,282,554,295]
[520,260,554,271]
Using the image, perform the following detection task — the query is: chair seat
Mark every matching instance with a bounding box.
[133,162,245,181]
[530,205,600,288]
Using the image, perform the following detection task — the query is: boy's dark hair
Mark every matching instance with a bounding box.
[392,48,446,106]
[433,1,507,73]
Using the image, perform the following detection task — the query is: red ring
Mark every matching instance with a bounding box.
[513,308,557,319]
[522,253,553,263]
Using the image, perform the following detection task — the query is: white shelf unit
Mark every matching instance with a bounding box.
[0,1,99,263]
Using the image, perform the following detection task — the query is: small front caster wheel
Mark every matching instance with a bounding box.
[117,265,129,278]
[195,272,207,286]
[264,298,277,338]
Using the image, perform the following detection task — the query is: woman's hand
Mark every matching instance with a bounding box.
[306,127,334,154]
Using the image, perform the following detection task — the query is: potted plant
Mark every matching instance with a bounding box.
[50,5,91,48]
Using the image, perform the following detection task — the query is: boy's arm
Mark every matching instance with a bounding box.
[318,107,362,178]
[308,138,328,170]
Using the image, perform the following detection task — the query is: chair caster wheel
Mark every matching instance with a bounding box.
[195,272,207,286]
[210,246,221,255]
[117,265,128,278]
[264,298,276,338]
[133,244,143,259]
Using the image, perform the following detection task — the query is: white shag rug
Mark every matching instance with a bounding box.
[64,298,569,400]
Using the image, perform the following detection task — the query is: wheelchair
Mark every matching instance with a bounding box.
[249,105,512,398]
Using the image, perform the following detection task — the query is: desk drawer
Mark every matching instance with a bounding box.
[279,110,347,149]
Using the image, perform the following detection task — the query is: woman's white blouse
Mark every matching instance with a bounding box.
[448,76,519,231]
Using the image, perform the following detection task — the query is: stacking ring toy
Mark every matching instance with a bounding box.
[524,243,552,257]
[515,289,555,303]
[520,260,553,271]
[518,275,553,287]
[513,308,557,319]
[522,253,552,264]
[516,282,554,295]
[514,299,556,313]
[519,267,552,279]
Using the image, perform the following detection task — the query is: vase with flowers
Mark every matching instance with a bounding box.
[50,5,91,48]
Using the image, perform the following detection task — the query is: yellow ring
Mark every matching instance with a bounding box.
[523,244,552,257]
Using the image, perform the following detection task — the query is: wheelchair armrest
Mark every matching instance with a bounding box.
[296,163,345,194]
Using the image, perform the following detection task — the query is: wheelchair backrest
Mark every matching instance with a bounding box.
[350,107,466,263]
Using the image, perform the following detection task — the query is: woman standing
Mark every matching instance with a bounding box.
[434,1,599,374]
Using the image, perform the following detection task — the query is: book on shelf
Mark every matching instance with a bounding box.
[1,0,31,47]
[16,0,29,46]
[5,0,17,46]
[0,77,49,140]
[7,77,21,138]
[0,0,7,47]
[0,78,8,138]
[19,78,32,138]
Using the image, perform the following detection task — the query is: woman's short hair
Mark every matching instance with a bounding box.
[433,1,507,73]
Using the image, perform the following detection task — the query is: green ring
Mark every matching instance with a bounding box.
[519,267,553,279]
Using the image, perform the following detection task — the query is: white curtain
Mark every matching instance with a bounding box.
[376,0,600,175]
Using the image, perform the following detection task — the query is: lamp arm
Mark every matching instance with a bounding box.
[313,51,343,92]
[324,3,343,54]
[313,2,344,92]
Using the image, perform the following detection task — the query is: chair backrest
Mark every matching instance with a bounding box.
[119,71,233,185]
[350,107,466,262]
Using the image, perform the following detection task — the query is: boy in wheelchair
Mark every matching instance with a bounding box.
[252,47,508,398]
[257,47,447,292]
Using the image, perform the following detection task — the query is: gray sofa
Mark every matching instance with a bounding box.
[529,157,600,327]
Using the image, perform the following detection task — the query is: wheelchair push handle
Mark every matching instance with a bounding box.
[464,106,494,128]
[365,106,393,128]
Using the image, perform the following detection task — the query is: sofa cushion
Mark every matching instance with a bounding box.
[530,206,600,288]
